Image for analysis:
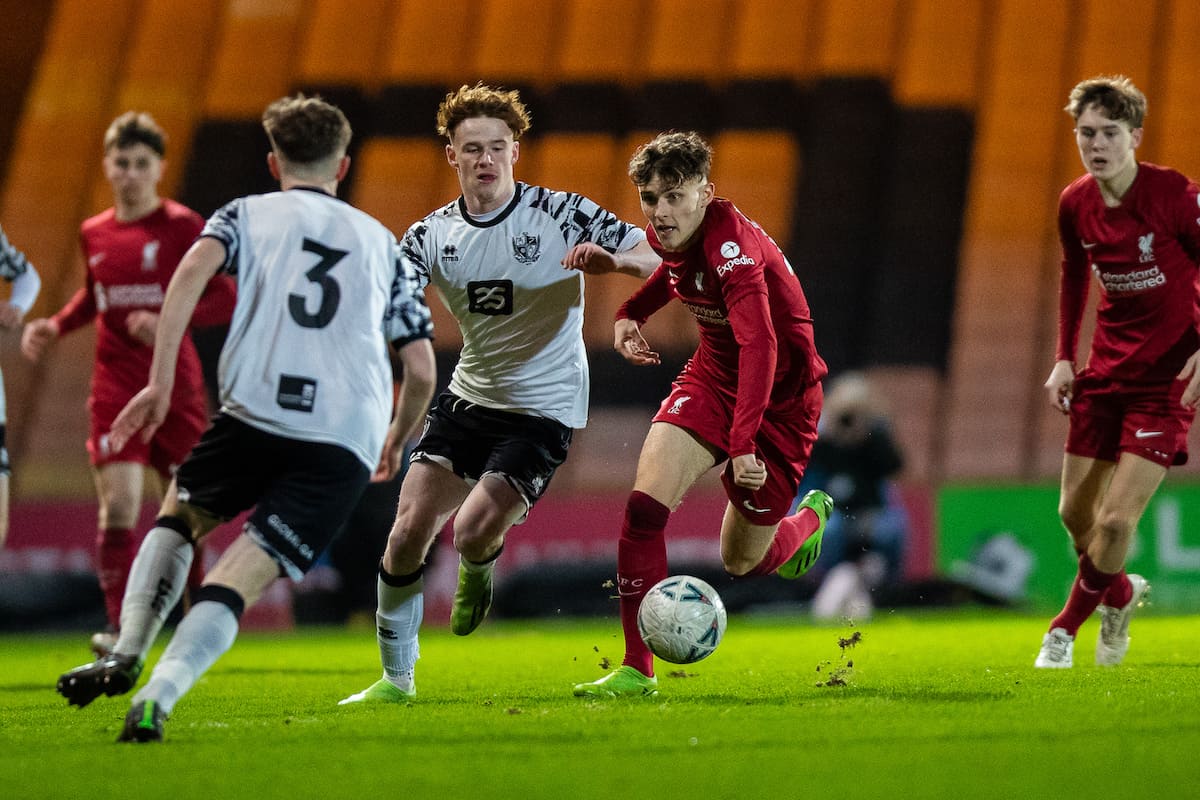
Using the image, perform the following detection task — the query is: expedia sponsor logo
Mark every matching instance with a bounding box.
[717,254,755,276]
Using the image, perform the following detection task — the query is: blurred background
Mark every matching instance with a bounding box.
[3,0,1200,630]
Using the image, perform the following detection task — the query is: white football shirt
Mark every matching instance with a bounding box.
[202,187,433,468]
[401,182,645,428]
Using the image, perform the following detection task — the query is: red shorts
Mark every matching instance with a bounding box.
[1066,371,1195,467]
[87,394,208,477]
[652,372,823,525]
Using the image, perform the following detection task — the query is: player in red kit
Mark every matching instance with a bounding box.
[1036,76,1200,668]
[568,131,831,697]
[21,112,234,656]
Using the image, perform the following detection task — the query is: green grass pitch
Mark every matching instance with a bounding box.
[2,611,1196,799]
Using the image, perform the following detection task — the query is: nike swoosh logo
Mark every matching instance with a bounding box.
[1081,240,1098,250]
[742,499,771,514]
[1134,429,1163,439]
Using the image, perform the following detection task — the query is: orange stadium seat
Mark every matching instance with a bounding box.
[87,0,223,211]
[380,0,473,86]
[1156,0,1200,178]
[945,0,1072,478]
[555,0,647,85]
[709,130,800,248]
[468,0,562,91]
[295,0,397,88]
[641,0,734,82]
[203,0,307,118]
[726,0,820,82]
[813,0,903,78]
[893,0,986,108]
[351,137,463,350]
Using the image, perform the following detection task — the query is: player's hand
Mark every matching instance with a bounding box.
[1179,350,1200,409]
[126,310,159,346]
[1043,360,1075,414]
[0,301,24,330]
[562,242,617,274]
[615,318,660,366]
[19,318,59,362]
[731,453,767,490]
[372,428,405,483]
[109,384,171,450]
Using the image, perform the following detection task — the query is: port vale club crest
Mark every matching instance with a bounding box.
[512,233,541,264]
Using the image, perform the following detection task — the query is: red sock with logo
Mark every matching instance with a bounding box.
[617,491,670,677]
[1075,546,1131,609]
[1050,553,1119,636]
[96,527,137,630]
[746,506,820,576]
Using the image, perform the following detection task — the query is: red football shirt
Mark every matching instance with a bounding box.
[1057,162,1200,382]
[53,199,235,410]
[618,198,827,457]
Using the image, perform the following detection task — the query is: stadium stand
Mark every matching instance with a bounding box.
[23,0,1195,490]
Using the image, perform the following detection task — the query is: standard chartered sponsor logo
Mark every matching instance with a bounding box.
[1097,264,1166,293]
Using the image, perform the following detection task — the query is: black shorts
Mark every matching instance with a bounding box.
[411,392,573,508]
[175,413,370,580]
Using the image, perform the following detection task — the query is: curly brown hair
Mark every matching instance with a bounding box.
[627,131,713,189]
[436,83,531,141]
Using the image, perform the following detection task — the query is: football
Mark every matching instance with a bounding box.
[636,575,728,664]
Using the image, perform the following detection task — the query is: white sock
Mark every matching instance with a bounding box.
[133,600,239,716]
[376,575,423,689]
[115,526,194,660]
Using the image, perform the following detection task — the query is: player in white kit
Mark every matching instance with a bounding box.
[55,94,437,742]
[339,84,659,705]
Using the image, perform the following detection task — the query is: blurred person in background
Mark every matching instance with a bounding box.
[799,371,908,622]
[0,223,41,548]
[20,112,235,656]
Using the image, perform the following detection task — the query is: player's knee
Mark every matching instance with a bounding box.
[191,583,246,620]
[1094,510,1137,545]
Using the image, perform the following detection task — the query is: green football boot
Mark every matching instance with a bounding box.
[117,700,166,743]
[776,489,833,579]
[572,666,659,698]
[450,561,494,636]
[338,677,415,705]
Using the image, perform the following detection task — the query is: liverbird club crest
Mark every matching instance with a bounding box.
[512,233,541,264]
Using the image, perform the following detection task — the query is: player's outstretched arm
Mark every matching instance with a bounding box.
[563,240,660,278]
[373,337,437,482]
[615,318,660,366]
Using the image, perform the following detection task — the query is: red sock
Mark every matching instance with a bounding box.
[96,527,137,630]
[1102,571,1132,609]
[617,491,670,677]
[745,506,820,576]
[1050,553,1119,636]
